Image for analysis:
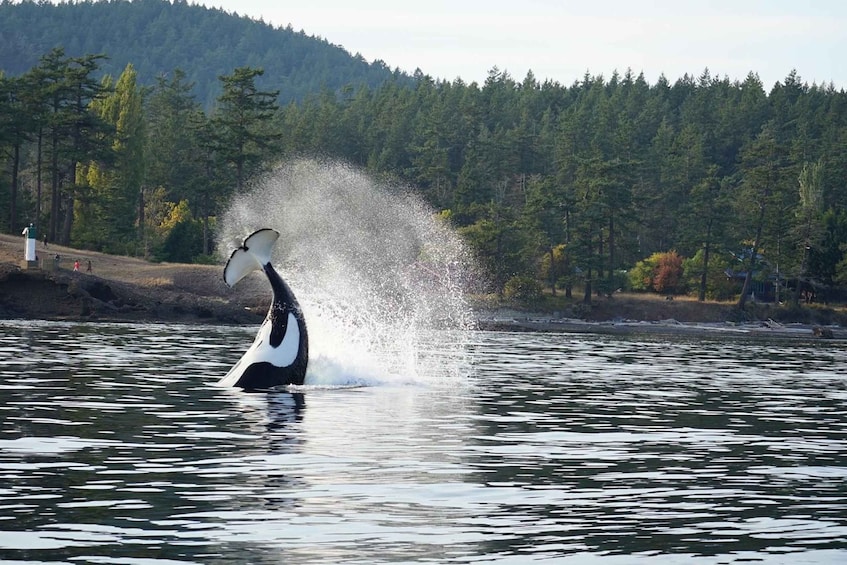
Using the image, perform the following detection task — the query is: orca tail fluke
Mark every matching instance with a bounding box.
[223,228,280,287]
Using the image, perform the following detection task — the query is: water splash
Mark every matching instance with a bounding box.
[217,158,478,387]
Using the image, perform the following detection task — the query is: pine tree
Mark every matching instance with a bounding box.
[793,159,825,303]
[75,64,144,252]
[144,69,208,252]
[736,122,789,307]
[211,66,281,193]
[0,72,34,232]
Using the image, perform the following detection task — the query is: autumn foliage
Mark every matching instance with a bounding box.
[629,251,685,294]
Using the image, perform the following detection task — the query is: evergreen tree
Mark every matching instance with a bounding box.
[16,59,52,231]
[6,40,847,303]
[571,157,634,301]
[0,72,34,232]
[793,159,825,302]
[686,166,731,301]
[144,69,208,253]
[32,48,111,244]
[75,64,145,252]
[521,174,568,294]
[211,66,281,192]
[736,121,790,307]
[145,70,204,201]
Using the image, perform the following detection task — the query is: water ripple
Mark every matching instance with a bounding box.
[0,322,845,563]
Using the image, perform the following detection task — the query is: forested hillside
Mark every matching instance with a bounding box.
[2,2,847,309]
[296,69,847,307]
[0,0,406,106]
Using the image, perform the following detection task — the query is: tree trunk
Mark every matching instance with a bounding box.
[49,134,60,242]
[792,244,810,305]
[138,185,145,256]
[564,209,572,298]
[737,202,766,308]
[36,130,43,231]
[61,192,74,246]
[202,190,210,256]
[698,217,713,302]
[698,242,711,302]
[9,143,20,232]
[548,247,556,296]
[596,231,604,296]
[607,213,615,292]
[60,161,75,246]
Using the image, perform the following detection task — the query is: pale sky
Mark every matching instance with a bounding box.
[203,0,846,89]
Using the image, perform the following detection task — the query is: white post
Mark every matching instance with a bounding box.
[22,223,36,262]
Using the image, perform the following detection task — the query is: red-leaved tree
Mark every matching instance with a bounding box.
[652,251,684,293]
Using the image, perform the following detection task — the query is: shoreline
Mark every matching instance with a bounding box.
[1,233,845,341]
[0,263,841,342]
[475,314,846,341]
[0,260,264,327]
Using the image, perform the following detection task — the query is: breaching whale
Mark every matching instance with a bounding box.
[218,228,308,390]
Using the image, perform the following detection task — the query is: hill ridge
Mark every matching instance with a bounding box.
[0,0,411,106]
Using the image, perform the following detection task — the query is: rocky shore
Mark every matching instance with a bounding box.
[476,310,846,340]
[0,260,264,325]
[0,233,266,325]
[1,233,845,340]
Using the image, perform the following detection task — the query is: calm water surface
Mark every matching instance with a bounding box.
[0,321,845,564]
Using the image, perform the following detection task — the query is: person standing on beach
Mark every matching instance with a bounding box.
[73,260,80,272]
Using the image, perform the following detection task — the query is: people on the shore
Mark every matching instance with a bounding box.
[87,260,92,273]
[73,260,80,272]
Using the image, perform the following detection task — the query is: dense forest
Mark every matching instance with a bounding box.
[2,2,847,308]
[0,0,408,107]
[284,68,847,308]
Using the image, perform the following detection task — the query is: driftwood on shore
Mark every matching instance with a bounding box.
[476,314,845,340]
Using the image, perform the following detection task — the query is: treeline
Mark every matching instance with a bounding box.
[0,48,283,262]
[3,46,847,306]
[277,68,847,306]
[0,0,407,107]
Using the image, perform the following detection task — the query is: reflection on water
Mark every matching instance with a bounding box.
[0,321,845,564]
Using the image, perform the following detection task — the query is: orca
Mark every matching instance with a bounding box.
[218,228,308,390]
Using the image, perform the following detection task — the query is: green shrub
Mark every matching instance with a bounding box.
[504,274,543,302]
[628,259,655,291]
[683,249,735,300]
[155,218,203,263]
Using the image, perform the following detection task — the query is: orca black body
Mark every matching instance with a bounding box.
[219,229,308,390]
